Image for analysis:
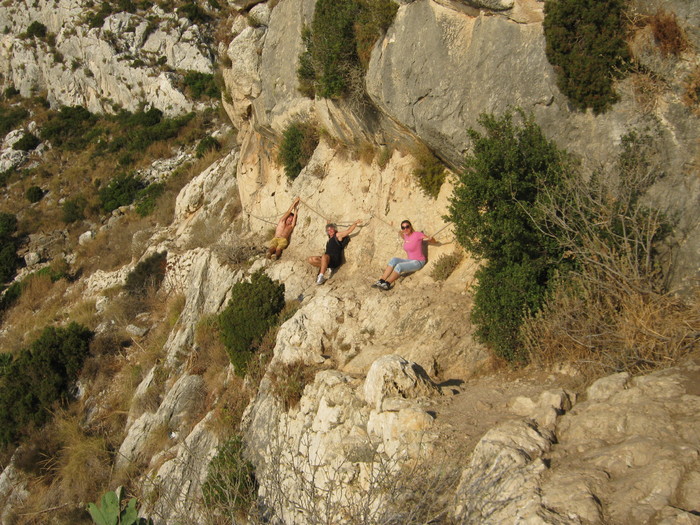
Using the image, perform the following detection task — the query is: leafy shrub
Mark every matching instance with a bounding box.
[3,86,20,100]
[195,135,221,158]
[447,111,569,362]
[649,10,689,57]
[298,0,397,98]
[124,251,167,295]
[62,196,87,223]
[543,0,630,113]
[0,105,29,135]
[0,322,93,446]
[304,0,360,98]
[218,270,285,376]
[354,0,398,69]
[278,121,318,180]
[0,281,21,315]
[40,106,98,150]
[88,487,153,525]
[135,182,165,216]
[413,144,446,199]
[25,185,44,203]
[25,21,47,39]
[430,252,463,281]
[12,132,40,151]
[99,173,145,213]
[202,436,258,519]
[183,71,220,99]
[0,212,19,283]
[177,2,210,24]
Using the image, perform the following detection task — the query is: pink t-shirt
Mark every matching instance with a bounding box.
[403,231,427,261]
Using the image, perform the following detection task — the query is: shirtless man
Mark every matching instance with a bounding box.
[267,197,300,260]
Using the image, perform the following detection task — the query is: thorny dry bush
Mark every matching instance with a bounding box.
[250,416,463,525]
[523,132,700,376]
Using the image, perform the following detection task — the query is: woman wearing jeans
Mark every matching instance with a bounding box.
[372,220,436,290]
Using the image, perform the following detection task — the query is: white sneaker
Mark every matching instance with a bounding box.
[316,274,326,285]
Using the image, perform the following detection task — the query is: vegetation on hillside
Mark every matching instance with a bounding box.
[278,120,319,180]
[218,270,286,376]
[297,0,397,99]
[543,0,631,113]
[448,110,570,362]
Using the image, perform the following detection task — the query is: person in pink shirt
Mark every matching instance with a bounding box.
[372,220,436,291]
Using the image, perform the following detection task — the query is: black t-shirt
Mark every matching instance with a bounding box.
[325,234,350,268]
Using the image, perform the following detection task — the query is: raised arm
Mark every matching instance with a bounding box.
[336,219,362,241]
[279,197,300,225]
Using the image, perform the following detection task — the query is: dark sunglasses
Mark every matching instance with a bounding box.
[401,224,411,230]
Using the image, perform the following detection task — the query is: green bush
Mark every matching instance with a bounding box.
[99,173,145,212]
[0,105,29,135]
[40,106,98,150]
[278,121,318,180]
[177,2,210,24]
[471,258,552,363]
[135,182,165,216]
[0,322,93,446]
[12,132,41,151]
[107,109,194,153]
[543,0,631,113]
[413,145,446,199]
[354,0,398,69]
[306,0,360,98]
[218,270,285,376]
[25,185,44,203]
[3,87,20,100]
[202,436,258,518]
[25,21,47,39]
[61,196,87,223]
[183,71,220,100]
[0,212,19,283]
[195,135,221,158]
[297,0,397,98]
[447,110,570,362]
[124,251,167,295]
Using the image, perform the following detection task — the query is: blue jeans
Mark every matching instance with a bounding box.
[388,257,425,275]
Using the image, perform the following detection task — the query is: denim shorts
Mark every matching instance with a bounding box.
[388,257,425,275]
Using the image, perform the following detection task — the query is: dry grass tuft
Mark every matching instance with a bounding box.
[268,360,320,410]
[648,10,689,57]
[682,66,700,116]
[523,277,700,378]
[631,70,667,113]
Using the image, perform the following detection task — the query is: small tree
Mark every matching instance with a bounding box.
[278,121,319,180]
[447,110,570,362]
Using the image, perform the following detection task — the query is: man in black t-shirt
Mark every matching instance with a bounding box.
[308,220,361,284]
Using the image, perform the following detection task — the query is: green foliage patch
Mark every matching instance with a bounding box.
[40,105,98,150]
[202,436,258,518]
[61,196,87,223]
[25,185,44,203]
[135,182,165,216]
[12,132,41,151]
[278,121,318,180]
[0,322,93,446]
[183,71,220,100]
[298,0,398,98]
[413,145,446,199]
[99,172,146,213]
[447,110,570,362]
[429,252,463,281]
[0,104,29,135]
[24,21,47,39]
[0,212,20,283]
[217,271,285,376]
[195,135,221,158]
[543,0,631,113]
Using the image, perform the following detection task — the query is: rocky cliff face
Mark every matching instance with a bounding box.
[0,0,699,523]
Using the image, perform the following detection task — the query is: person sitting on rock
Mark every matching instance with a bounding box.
[308,220,361,285]
[372,219,436,290]
[267,197,300,260]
